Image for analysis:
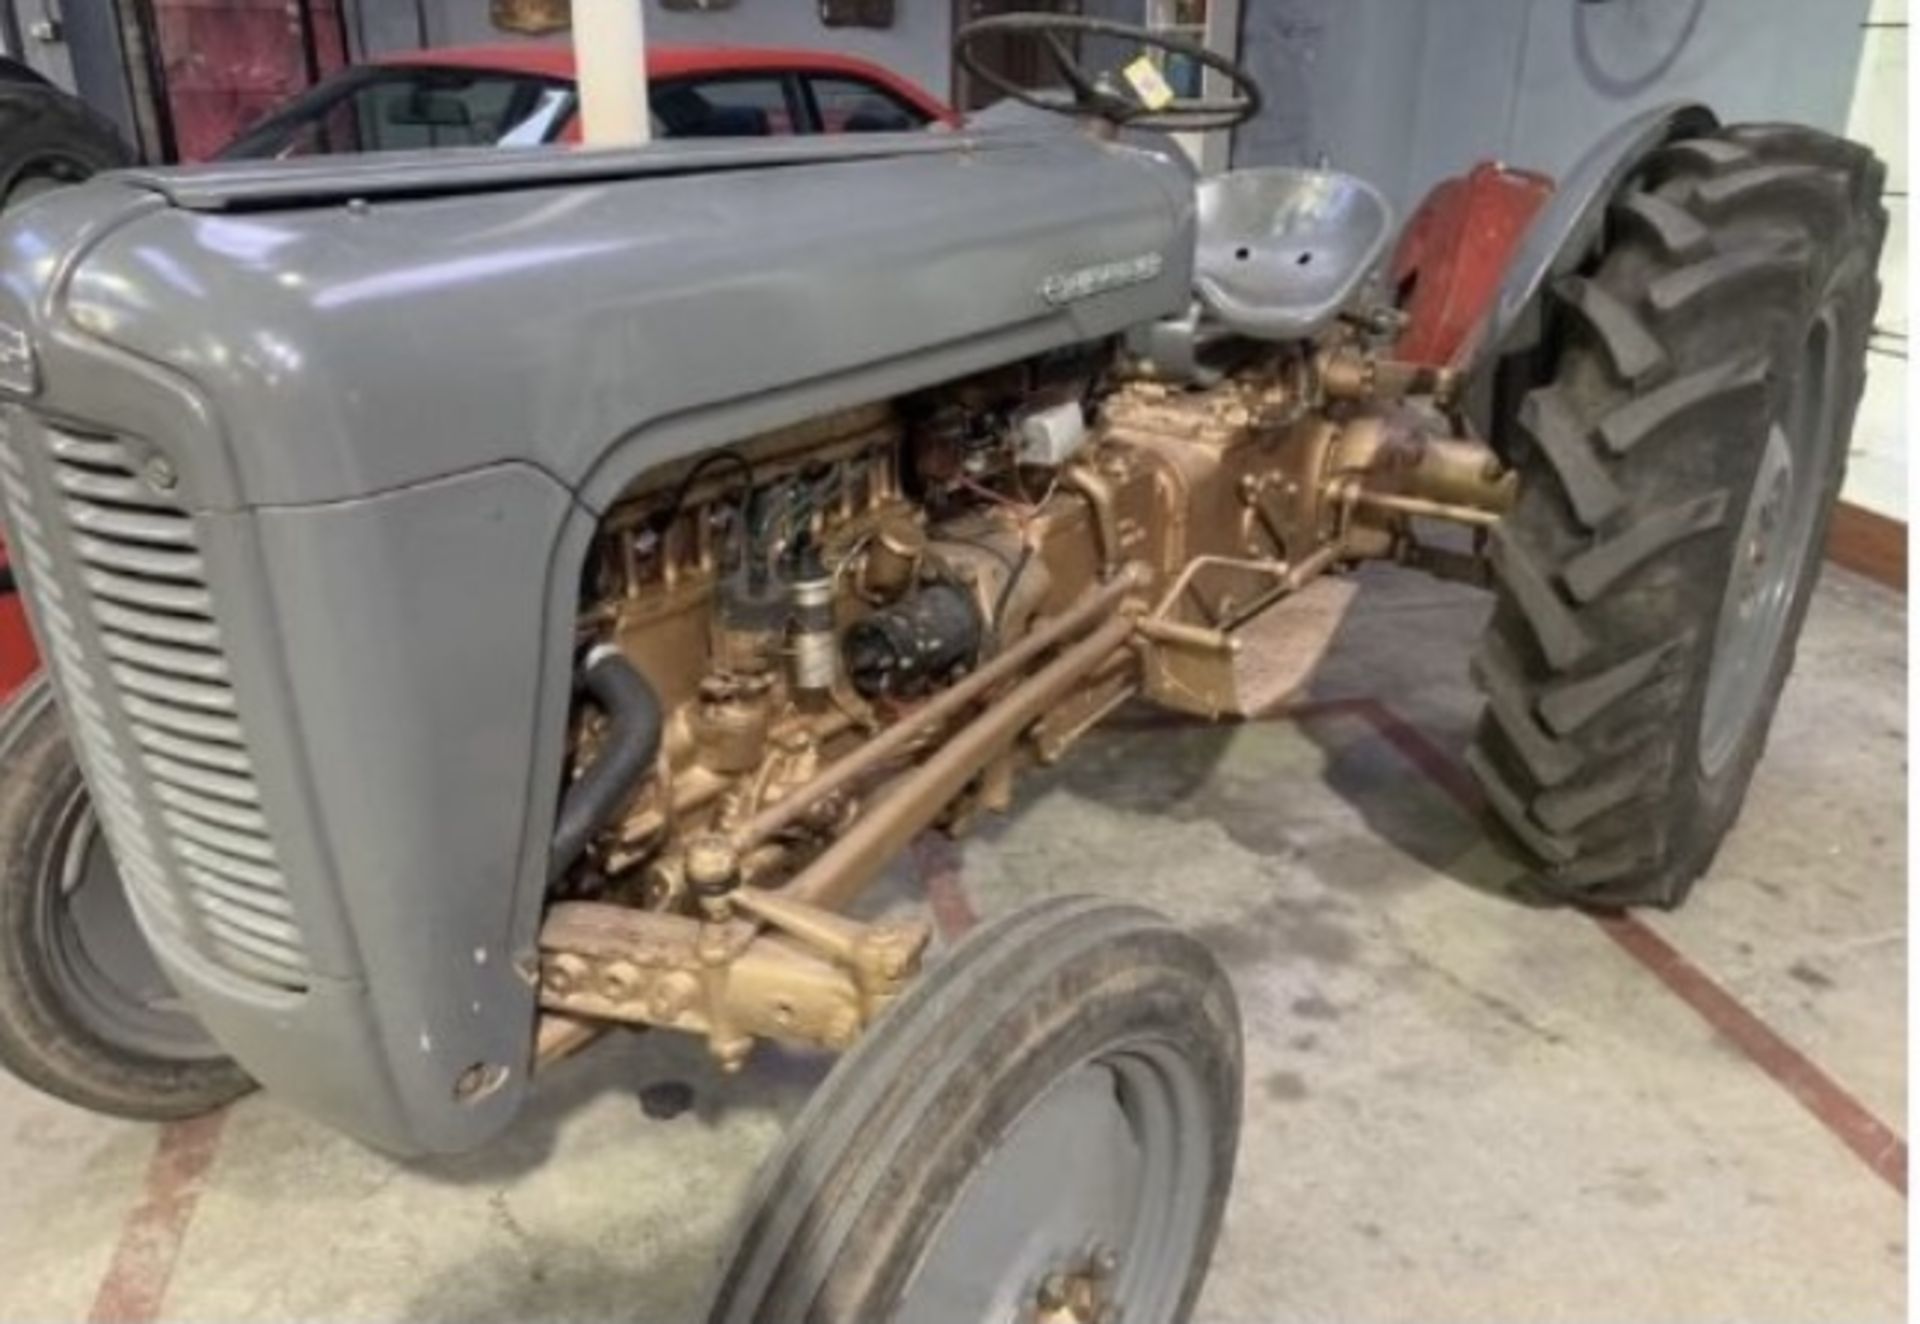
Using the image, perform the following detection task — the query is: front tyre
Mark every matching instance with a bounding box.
[1470,124,1887,908]
[0,675,251,1118]
[707,895,1243,1324]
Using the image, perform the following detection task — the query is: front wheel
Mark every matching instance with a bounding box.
[1470,123,1887,907]
[0,675,251,1118]
[707,895,1243,1324]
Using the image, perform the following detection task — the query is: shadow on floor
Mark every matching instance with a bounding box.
[401,1030,830,1190]
[1006,690,1541,917]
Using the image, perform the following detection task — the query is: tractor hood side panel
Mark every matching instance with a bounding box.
[0,132,1194,1154]
[47,133,1196,509]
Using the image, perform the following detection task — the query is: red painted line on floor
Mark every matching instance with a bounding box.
[1305,697,1909,1200]
[1266,696,1380,725]
[88,1109,229,1324]
[1334,699,1485,814]
[1592,912,1909,1196]
[911,830,978,941]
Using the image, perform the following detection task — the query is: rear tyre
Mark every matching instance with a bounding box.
[707,895,1243,1324]
[0,81,133,210]
[0,675,251,1118]
[1469,124,1887,908]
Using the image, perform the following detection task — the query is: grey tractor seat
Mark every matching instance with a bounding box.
[1192,167,1395,341]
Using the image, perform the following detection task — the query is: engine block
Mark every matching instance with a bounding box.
[539,340,1513,1068]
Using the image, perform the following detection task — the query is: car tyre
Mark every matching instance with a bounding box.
[0,80,133,210]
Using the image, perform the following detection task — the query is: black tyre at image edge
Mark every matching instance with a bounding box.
[707,895,1243,1324]
[0,675,251,1118]
[0,80,132,209]
[1471,124,1887,908]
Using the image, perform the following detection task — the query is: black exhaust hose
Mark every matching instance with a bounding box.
[549,644,663,880]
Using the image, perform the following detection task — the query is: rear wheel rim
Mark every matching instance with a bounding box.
[893,1040,1215,1324]
[38,784,220,1061]
[1698,315,1837,777]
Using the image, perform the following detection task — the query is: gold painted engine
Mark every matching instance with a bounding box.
[539,335,1510,1069]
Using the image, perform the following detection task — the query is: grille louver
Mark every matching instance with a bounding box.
[0,417,308,991]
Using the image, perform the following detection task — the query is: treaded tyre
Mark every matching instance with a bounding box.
[1470,124,1887,908]
[0,80,132,210]
[0,675,251,1118]
[707,895,1242,1324]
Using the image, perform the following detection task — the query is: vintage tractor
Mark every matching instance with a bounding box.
[0,14,1884,1320]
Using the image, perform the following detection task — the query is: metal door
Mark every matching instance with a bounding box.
[144,0,349,161]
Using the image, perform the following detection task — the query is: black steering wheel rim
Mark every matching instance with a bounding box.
[954,14,1262,132]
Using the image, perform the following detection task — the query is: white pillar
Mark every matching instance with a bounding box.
[574,0,651,146]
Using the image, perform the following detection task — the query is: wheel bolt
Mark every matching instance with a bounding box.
[1037,1272,1072,1310]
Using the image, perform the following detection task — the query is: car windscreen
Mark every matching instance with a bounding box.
[219,66,576,160]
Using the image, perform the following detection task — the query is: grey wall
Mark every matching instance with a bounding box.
[365,0,954,104]
[1233,0,1872,215]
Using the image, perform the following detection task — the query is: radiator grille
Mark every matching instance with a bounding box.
[0,417,308,991]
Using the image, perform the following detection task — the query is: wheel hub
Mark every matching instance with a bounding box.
[1697,314,1837,778]
[890,1048,1214,1324]
[1033,1245,1121,1324]
[1733,466,1792,615]
[43,791,216,1060]
[1752,468,1791,566]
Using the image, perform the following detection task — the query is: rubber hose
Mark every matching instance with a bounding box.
[549,644,663,880]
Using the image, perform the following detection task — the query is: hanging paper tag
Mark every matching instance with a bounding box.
[1122,56,1176,111]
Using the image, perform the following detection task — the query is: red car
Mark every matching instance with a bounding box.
[219,44,955,159]
[0,45,951,705]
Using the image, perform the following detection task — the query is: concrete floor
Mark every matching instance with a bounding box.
[0,564,1904,1323]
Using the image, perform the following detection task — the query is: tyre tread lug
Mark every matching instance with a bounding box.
[1553,275,1670,387]
[1488,526,1593,671]
[1519,386,1625,529]
[1596,356,1768,456]
[1562,490,1730,603]
[1538,639,1682,737]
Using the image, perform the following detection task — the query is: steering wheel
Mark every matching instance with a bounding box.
[954,14,1261,133]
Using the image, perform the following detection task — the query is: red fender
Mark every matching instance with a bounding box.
[1391,161,1555,369]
